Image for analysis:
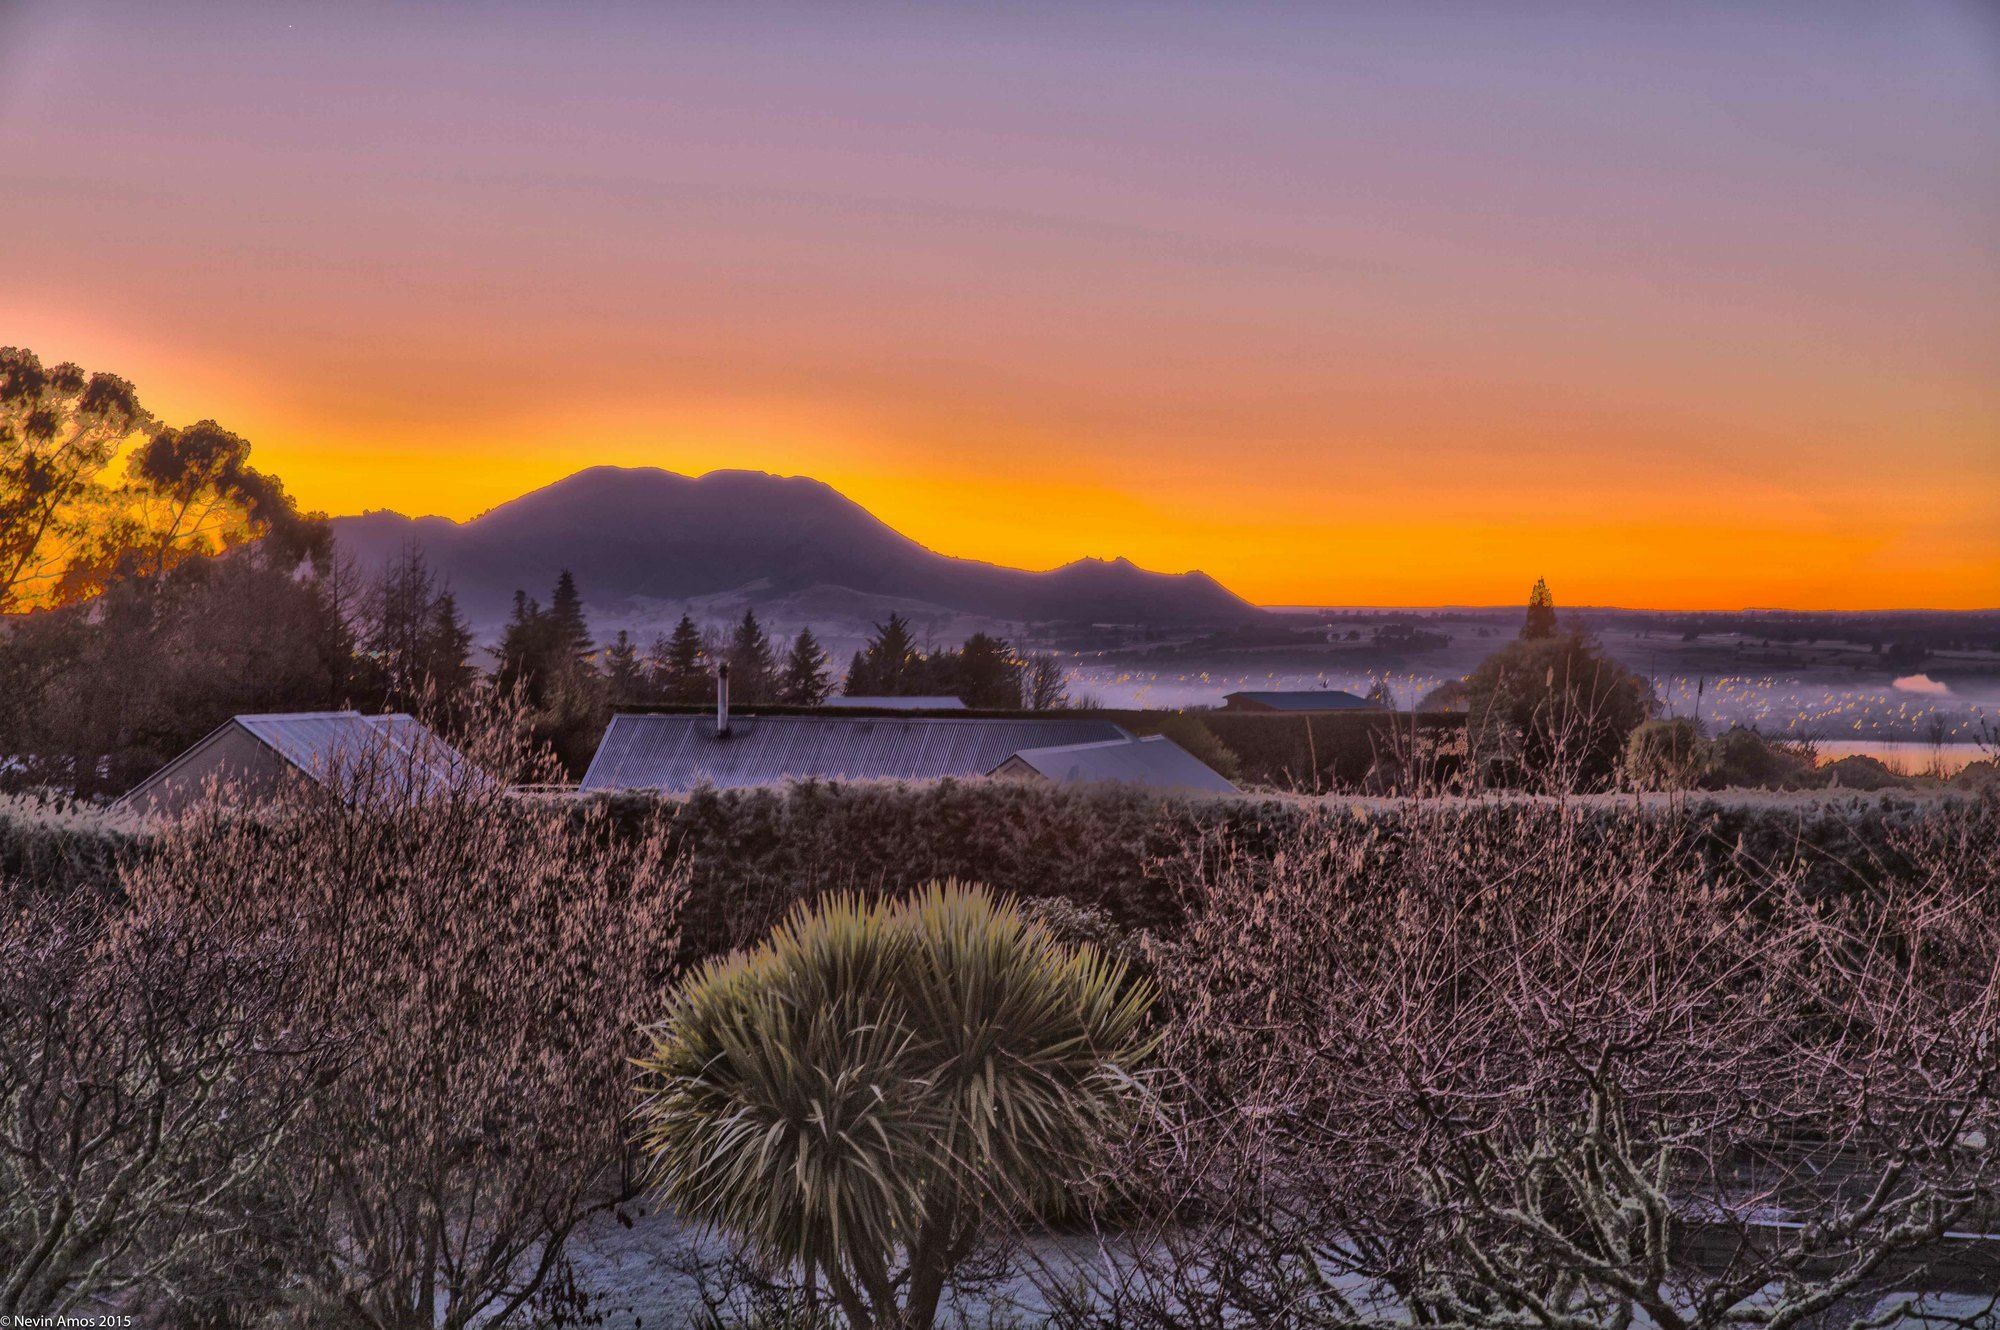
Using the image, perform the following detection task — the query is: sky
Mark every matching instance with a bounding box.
[2,0,1996,609]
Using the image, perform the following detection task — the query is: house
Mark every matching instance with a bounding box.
[579,712,1131,793]
[989,735,1239,795]
[1222,689,1379,713]
[116,711,465,816]
[820,696,969,711]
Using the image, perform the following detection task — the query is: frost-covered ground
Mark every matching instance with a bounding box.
[564,1204,1998,1329]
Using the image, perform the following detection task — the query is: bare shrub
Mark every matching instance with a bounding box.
[0,867,325,1316]
[1056,797,2000,1328]
[7,704,689,1327]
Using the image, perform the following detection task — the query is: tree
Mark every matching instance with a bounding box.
[637,884,1153,1330]
[546,569,594,676]
[422,591,478,722]
[1623,715,1715,790]
[1,349,327,612]
[117,419,327,593]
[603,629,646,703]
[1521,575,1558,640]
[778,628,833,706]
[494,574,604,770]
[1463,631,1654,789]
[360,546,475,716]
[1078,800,2000,1330]
[845,612,922,696]
[496,591,551,705]
[726,609,777,704]
[1,877,330,1317]
[649,615,710,704]
[0,346,150,611]
[953,632,1022,709]
[0,550,349,797]
[1023,654,1070,710]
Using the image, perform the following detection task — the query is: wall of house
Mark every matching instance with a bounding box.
[123,725,292,817]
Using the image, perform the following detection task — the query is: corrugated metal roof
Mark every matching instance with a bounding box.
[821,696,969,711]
[580,714,1130,793]
[1223,690,1378,712]
[994,735,1240,795]
[117,710,469,811]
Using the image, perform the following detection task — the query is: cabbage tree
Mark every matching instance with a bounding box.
[636,882,1152,1330]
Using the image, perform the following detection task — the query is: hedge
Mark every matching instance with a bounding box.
[4,782,1980,960]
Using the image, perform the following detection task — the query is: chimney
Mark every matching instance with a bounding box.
[715,662,731,738]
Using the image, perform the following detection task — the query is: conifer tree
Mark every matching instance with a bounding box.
[846,612,922,695]
[650,614,709,704]
[603,629,644,702]
[954,632,1022,709]
[779,628,833,705]
[421,590,478,722]
[547,569,595,675]
[726,609,778,704]
[1522,578,1558,640]
[496,590,548,704]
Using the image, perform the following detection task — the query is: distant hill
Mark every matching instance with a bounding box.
[330,467,1262,637]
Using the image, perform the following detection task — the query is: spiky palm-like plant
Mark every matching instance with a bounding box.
[636,882,1153,1330]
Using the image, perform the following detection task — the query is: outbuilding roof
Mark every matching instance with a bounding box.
[820,696,969,711]
[1223,689,1378,712]
[579,713,1130,793]
[992,735,1239,795]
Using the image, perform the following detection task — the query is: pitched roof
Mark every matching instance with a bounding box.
[820,696,969,711]
[993,735,1239,795]
[1223,689,1378,711]
[580,714,1130,793]
[119,711,465,809]
[233,713,445,780]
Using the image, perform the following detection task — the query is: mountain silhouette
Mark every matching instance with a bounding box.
[330,467,1262,631]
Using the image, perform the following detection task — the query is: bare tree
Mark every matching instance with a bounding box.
[0,855,327,1315]
[1025,654,1072,710]
[3,703,689,1326]
[137,708,688,1328]
[1049,799,2000,1329]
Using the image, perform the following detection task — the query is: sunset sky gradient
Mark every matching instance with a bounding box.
[2,0,1995,608]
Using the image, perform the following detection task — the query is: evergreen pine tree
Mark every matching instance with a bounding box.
[848,612,921,695]
[779,627,833,705]
[1522,578,1559,640]
[954,632,1022,709]
[421,590,478,721]
[726,609,778,704]
[496,590,548,704]
[845,649,873,696]
[653,613,709,703]
[547,570,595,675]
[603,629,644,702]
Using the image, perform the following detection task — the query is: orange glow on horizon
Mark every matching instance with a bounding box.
[16,311,1989,613]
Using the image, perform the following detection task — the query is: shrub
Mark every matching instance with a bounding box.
[1463,631,1654,789]
[1822,753,1905,790]
[4,708,688,1326]
[1954,758,2000,791]
[1070,795,2000,1328]
[1711,725,1816,789]
[1622,716,1714,790]
[637,883,1153,1330]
